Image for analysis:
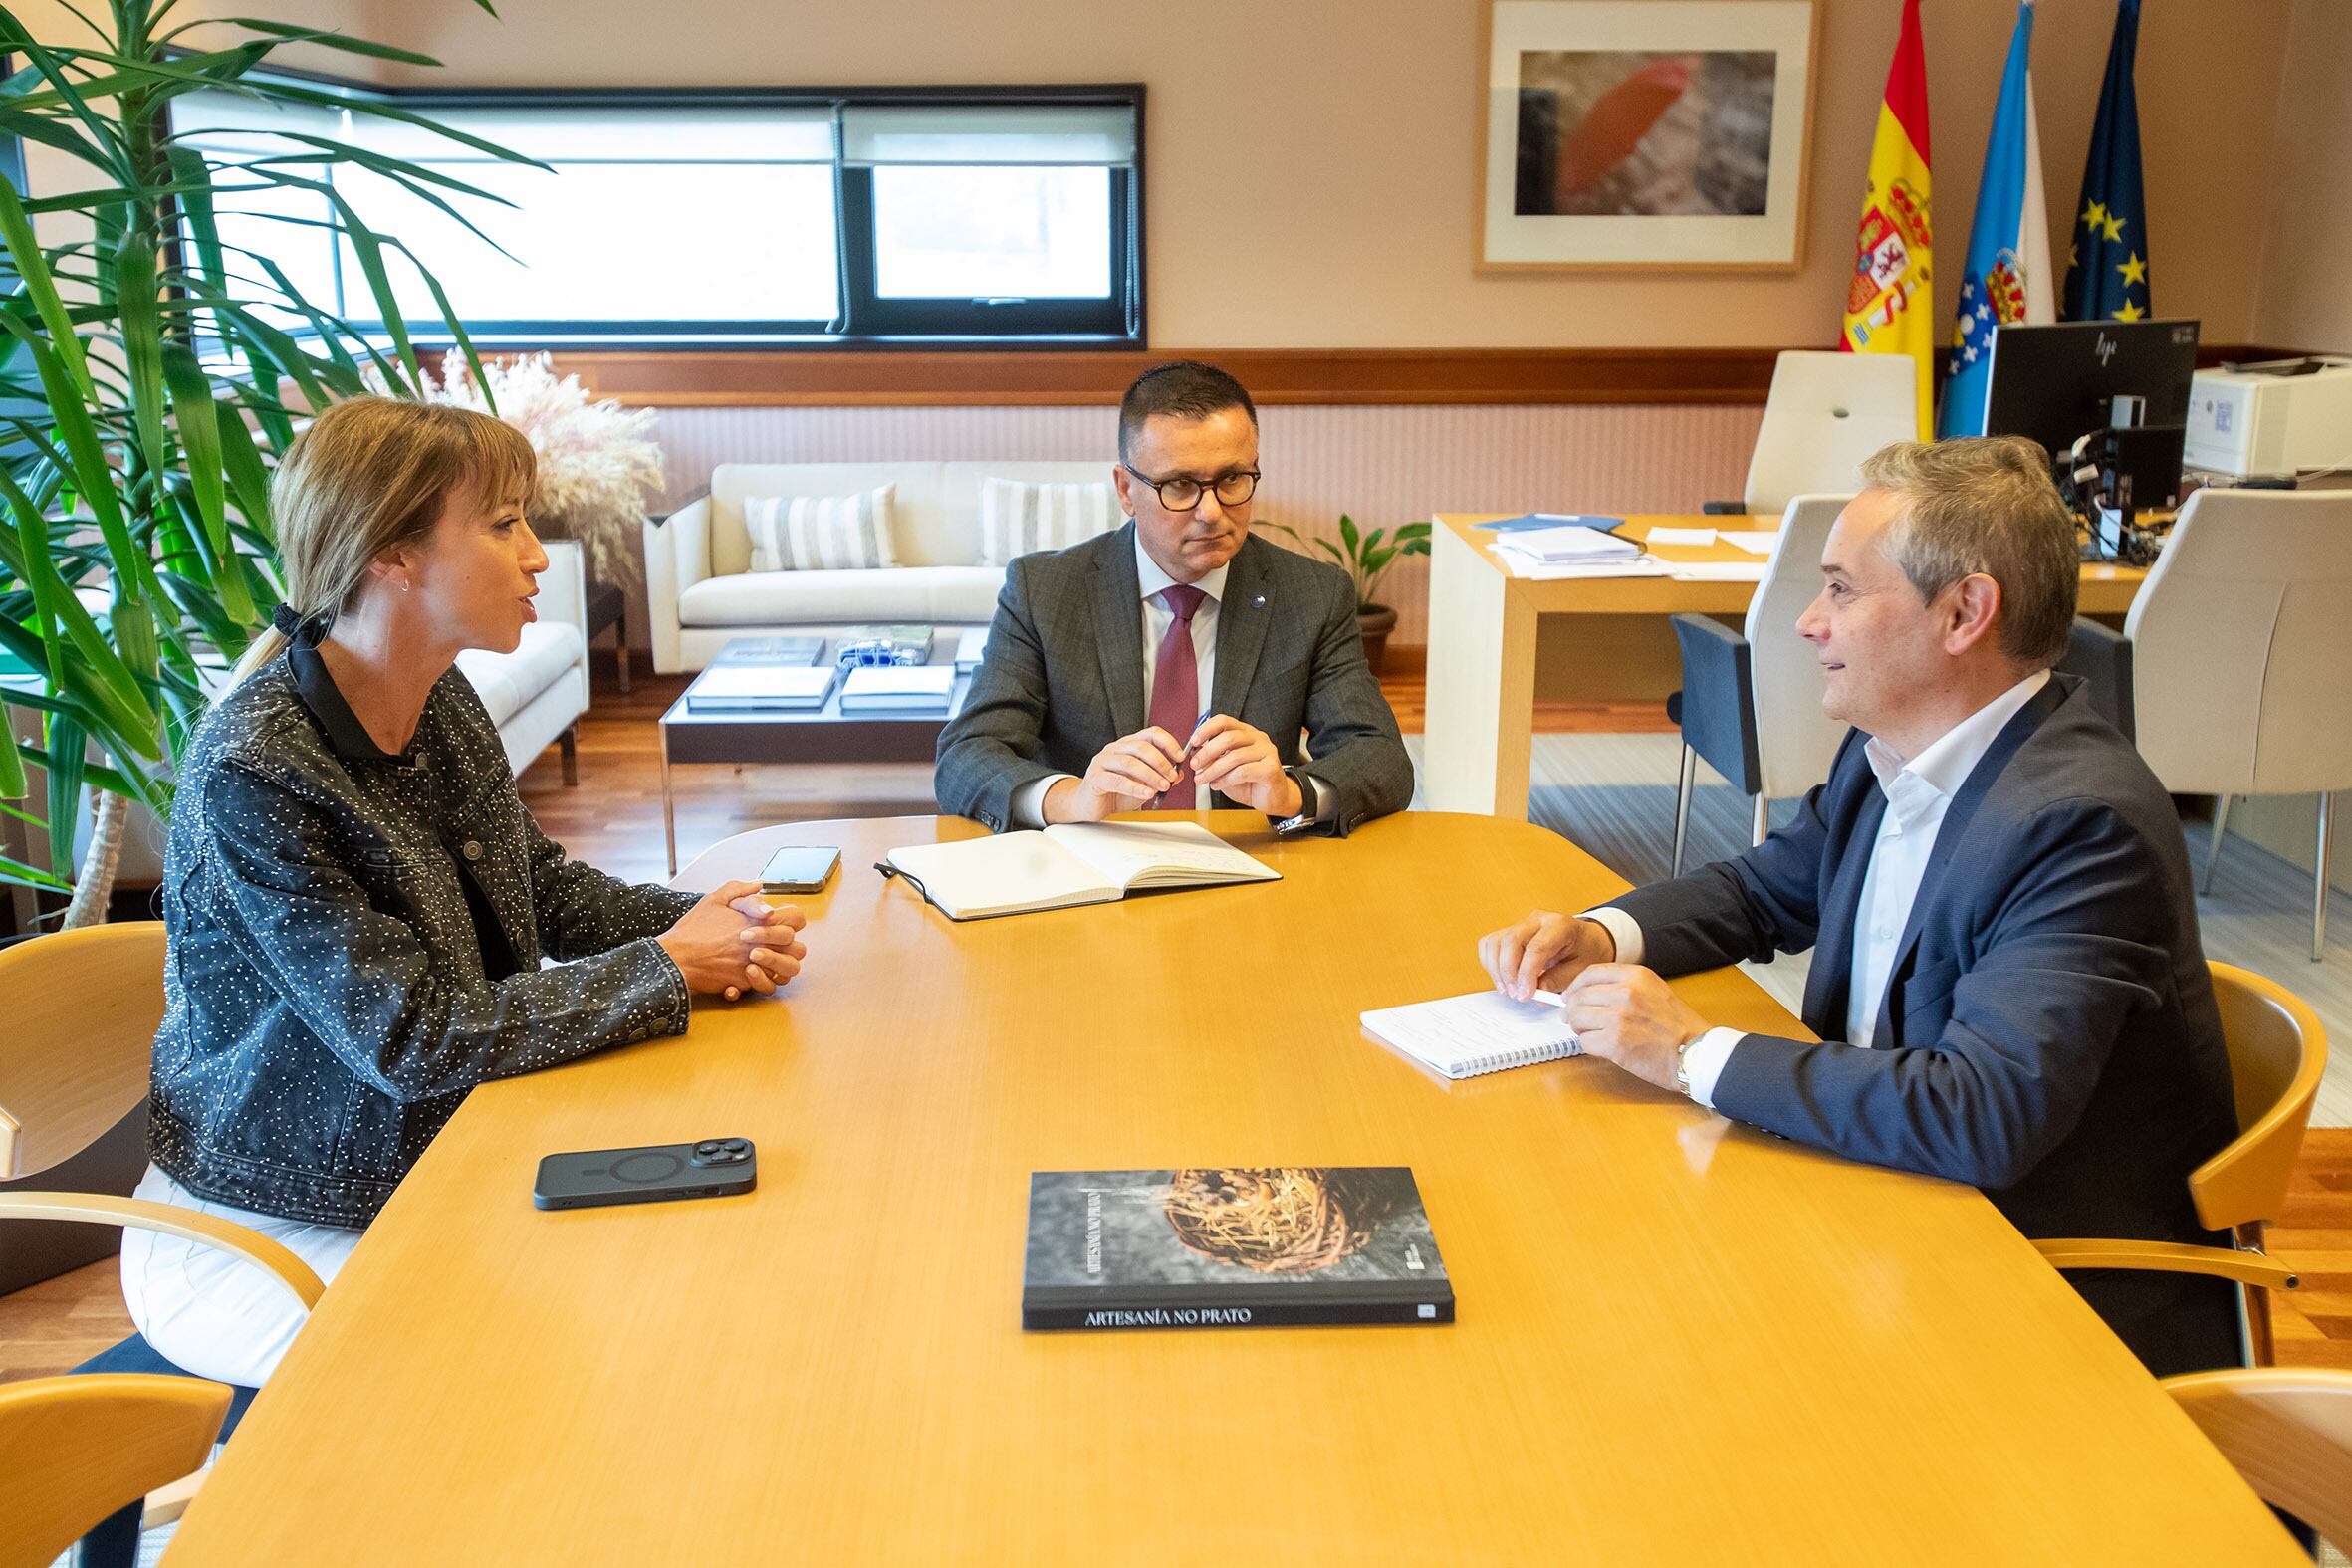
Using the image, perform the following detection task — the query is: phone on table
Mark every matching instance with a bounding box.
[761,845,840,894]
[533,1139,757,1211]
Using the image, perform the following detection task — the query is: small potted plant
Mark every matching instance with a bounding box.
[1263,514,1431,673]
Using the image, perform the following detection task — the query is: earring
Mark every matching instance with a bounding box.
[402,582,411,594]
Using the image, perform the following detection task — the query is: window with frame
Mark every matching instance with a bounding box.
[167,85,1145,348]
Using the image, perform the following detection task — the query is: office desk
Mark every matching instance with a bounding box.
[162,812,2289,1565]
[1423,514,2149,817]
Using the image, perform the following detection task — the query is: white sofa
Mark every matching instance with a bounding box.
[642,461,1115,672]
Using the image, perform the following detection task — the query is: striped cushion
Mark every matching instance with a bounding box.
[977,478,1121,567]
[744,485,899,572]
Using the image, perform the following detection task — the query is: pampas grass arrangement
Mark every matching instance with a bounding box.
[407,351,664,585]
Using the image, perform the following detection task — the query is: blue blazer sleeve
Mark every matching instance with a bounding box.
[1710,794,2173,1192]
[1607,739,1857,972]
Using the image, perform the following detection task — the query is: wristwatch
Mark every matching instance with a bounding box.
[1673,1035,1703,1096]
[1272,766,1320,838]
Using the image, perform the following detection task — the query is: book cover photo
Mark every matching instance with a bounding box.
[1022,1166,1454,1331]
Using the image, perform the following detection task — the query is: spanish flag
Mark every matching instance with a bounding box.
[1841,0,1934,439]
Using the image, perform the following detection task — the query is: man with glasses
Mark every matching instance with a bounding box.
[936,360,1413,835]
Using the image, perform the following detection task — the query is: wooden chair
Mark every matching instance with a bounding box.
[2162,1368,2352,1547]
[0,922,326,1561]
[0,1373,231,1568]
[2035,962,2326,1364]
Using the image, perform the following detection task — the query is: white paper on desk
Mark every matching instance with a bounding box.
[1666,561,1767,582]
[1489,525,1642,563]
[1717,530,1781,556]
[1492,552,1671,580]
[1645,526,1718,547]
[1360,988,1580,1080]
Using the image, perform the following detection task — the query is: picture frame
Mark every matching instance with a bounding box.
[1478,0,1819,271]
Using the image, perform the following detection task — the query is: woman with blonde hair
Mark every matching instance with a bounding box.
[125,396,805,1388]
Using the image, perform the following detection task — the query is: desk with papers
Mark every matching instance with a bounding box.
[1423,512,2149,819]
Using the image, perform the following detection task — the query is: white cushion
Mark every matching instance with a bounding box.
[710,464,947,574]
[678,565,1008,626]
[705,462,1116,572]
[453,621,585,729]
[745,485,899,571]
[977,477,1120,566]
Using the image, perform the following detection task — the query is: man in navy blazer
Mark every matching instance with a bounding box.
[1480,437,2240,1377]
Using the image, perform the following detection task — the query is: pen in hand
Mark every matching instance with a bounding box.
[1152,708,1215,809]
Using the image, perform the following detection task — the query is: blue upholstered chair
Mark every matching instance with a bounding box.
[1667,495,1852,874]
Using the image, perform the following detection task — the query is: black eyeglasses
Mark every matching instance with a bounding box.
[1122,464,1260,512]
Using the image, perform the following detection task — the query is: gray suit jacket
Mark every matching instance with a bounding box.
[934,525,1413,835]
[1611,675,2241,1373]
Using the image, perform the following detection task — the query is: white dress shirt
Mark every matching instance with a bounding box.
[1010,530,1331,827]
[1585,669,2050,1109]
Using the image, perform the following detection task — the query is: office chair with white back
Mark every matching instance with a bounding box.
[1708,352,1917,518]
[1667,494,1852,873]
[2067,487,2352,959]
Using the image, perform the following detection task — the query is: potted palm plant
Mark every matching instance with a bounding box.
[0,1,526,927]
[1263,514,1432,673]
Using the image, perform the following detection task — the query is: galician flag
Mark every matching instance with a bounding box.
[1937,0,2055,439]
[1841,0,1934,439]
[2062,0,2151,321]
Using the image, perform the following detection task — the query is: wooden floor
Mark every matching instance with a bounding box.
[4,660,2345,1380]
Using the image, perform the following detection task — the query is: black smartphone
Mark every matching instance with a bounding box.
[761,845,840,894]
[533,1139,757,1211]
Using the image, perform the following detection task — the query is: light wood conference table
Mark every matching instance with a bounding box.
[160,812,2293,1565]
[1422,513,2150,818]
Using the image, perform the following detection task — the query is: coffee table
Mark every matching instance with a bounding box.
[657,632,975,873]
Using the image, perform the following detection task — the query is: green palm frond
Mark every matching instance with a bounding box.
[0,2,521,904]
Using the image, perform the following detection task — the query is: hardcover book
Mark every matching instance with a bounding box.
[1022,1167,1454,1331]
[685,664,839,713]
[711,635,825,667]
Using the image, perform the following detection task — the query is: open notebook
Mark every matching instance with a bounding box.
[883,821,1280,921]
[1359,989,1581,1080]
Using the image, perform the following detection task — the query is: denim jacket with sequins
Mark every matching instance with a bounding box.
[148,641,697,1228]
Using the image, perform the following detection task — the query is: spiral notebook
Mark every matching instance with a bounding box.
[1359,989,1581,1080]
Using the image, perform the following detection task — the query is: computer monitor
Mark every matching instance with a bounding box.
[1983,319,2200,554]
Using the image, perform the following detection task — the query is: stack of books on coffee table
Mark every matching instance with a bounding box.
[686,636,834,713]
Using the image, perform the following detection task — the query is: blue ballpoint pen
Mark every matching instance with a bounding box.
[1153,707,1215,809]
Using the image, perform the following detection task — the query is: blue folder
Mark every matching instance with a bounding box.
[1473,513,1626,533]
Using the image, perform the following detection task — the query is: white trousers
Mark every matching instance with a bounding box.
[118,1164,362,1388]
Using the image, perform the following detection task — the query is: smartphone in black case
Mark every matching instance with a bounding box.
[533,1139,757,1210]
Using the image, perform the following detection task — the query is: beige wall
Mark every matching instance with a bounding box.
[15,0,2319,350]
[2252,0,2352,353]
[332,0,2299,349]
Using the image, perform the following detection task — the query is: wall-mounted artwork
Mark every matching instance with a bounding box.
[1480,1,1818,269]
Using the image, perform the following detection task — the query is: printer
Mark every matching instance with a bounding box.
[2183,356,2352,480]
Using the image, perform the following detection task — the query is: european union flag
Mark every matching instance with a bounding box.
[2063,0,2150,322]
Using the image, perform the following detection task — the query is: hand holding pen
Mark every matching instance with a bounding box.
[1149,708,1216,809]
[1184,714,1304,818]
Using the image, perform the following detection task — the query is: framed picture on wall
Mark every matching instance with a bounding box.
[1479,0,1819,270]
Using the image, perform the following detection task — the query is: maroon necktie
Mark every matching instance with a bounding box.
[1147,583,1208,808]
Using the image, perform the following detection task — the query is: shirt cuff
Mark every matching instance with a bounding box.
[1577,906,1644,967]
[1678,1026,1746,1111]
[1011,773,1075,829]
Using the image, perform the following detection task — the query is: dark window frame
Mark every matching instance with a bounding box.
[168,74,1147,352]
